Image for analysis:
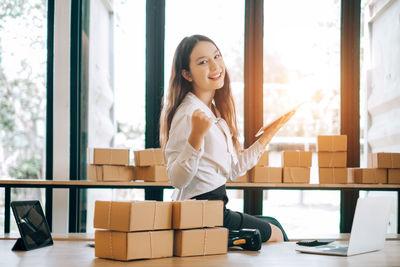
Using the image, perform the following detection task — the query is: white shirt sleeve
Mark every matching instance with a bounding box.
[165,113,204,190]
[230,140,265,180]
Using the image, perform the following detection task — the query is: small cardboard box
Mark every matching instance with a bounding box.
[174,227,228,257]
[348,168,387,184]
[172,200,224,229]
[318,152,347,167]
[95,230,173,261]
[283,167,310,183]
[368,153,400,168]
[256,150,269,166]
[94,201,172,231]
[317,135,347,151]
[249,166,282,183]
[134,149,166,166]
[134,165,168,182]
[87,165,134,182]
[282,151,312,167]
[231,172,249,183]
[388,169,400,184]
[88,148,129,165]
[319,168,351,184]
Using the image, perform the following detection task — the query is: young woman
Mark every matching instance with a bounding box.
[160,35,288,242]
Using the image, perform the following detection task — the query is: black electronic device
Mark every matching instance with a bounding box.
[296,239,336,247]
[228,229,262,251]
[11,200,53,251]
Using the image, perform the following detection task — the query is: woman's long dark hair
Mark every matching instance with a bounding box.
[160,35,241,153]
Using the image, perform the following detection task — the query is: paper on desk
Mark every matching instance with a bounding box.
[255,101,305,138]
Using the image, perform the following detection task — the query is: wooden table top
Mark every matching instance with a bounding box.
[1,239,399,267]
[0,179,399,189]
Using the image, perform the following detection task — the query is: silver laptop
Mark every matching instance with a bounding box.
[296,197,392,256]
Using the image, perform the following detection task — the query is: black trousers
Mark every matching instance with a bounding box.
[192,184,273,242]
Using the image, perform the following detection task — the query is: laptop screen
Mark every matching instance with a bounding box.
[11,200,53,250]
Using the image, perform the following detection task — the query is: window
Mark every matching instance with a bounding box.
[359,0,399,233]
[164,0,245,208]
[85,0,146,233]
[0,0,48,232]
[263,0,341,236]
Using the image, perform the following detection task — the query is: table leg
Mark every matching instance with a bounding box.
[5,186,10,233]
[244,188,263,215]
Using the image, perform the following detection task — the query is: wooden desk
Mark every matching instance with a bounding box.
[1,239,399,267]
[1,179,399,234]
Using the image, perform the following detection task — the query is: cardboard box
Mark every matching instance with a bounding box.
[94,201,172,231]
[231,172,249,183]
[319,168,351,184]
[256,150,269,166]
[134,165,168,182]
[174,227,228,257]
[172,200,224,229]
[134,149,166,166]
[368,153,400,168]
[388,169,400,184]
[87,165,134,182]
[249,166,282,183]
[283,167,310,183]
[282,151,312,167]
[88,148,129,165]
[318,152,347,167]
[317,135,347,151]
[348,168,387,184]
[95,230,173,261]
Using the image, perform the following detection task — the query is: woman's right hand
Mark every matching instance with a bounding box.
[188,109,212,150]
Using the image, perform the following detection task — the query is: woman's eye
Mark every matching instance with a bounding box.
[199,60,207,65]
[215,54,221,59]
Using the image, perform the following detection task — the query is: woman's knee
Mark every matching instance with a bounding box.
[267,224,284,242]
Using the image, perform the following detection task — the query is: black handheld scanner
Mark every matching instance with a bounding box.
[228,228,262,251]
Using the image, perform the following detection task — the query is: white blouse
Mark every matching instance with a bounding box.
[165,92,265,201]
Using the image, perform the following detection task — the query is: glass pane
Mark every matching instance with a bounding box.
[165,0,245,212]
[86,0,146,233]
[165,0,245,141]
[0,1,47,180]
[263,0,341,235]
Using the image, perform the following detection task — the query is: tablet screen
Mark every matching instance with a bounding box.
[11,200,53,250]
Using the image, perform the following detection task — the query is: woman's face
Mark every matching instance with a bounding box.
[184,41,226,93]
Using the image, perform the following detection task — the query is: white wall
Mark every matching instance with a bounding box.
[366,0,400,153]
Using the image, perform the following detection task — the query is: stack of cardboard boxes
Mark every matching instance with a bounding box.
[172,200,228,257]
[282,151,312,183]
[133,149,168,182]
[317,135,350,184]
[94,199,227,261]
[87,148,134,182]
[348,152,400,184]
[248,150,283,183]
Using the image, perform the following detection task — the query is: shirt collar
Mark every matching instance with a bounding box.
[186,92,220,121]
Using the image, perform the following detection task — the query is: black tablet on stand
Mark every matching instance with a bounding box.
[11,200,53,251]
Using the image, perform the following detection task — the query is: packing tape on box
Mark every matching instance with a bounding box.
[149,231,154,258]
[298,152,301,166]
[391,154,394,168]
[330,136,334,151]
[202,229,208,256]
[152,203,157,229]
[108,231,114,259]
[329,153,334,167]
[288,168,294,183]
[201,201,206,227]
[107,202,112,228]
